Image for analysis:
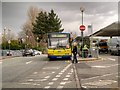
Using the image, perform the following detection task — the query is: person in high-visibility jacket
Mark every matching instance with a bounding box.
[82,45,88,58]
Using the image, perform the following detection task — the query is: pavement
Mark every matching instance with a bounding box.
[77,56,101,61]
[0,56,20,60]
[75,55,119,88]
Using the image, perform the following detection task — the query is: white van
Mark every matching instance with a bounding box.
[107,37,120,55]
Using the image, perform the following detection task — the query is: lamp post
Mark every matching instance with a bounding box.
[8,29,11,55]
[80,7,85,57]
[3,27,6,50]
[26,35,29,49]
[37,37,39,48]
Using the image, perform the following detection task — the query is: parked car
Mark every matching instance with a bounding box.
[108,37,120,56]
[22,49,35,56]
[6,51,12,56]
[33,50,42,55]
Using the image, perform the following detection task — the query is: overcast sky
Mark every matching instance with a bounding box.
[1,2,118,37]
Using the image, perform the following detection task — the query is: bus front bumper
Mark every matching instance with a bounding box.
[48,55,71,59]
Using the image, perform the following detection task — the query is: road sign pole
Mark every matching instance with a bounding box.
[80,7,85,58]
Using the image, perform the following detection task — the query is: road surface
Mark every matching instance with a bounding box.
[2,54,119,90]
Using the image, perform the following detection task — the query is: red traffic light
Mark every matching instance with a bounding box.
[80,25,85,31]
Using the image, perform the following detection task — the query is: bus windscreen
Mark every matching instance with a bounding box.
[48,38,69,48]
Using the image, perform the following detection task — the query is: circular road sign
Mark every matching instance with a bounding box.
[80,25,85,31]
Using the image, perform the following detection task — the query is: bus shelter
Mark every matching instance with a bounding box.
[89,22,119,37]
[89,22,119,58]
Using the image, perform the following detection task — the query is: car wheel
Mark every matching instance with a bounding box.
[111,51,114,55]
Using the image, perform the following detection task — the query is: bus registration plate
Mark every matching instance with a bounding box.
[57,56,62,58]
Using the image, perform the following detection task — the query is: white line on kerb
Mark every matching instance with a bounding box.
[107,58,116,61]
[44,86,50,89]
[26,61,32,64]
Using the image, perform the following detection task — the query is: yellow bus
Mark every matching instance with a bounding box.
[47,33,72,60]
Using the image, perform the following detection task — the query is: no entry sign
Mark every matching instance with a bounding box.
[80,25,85,31]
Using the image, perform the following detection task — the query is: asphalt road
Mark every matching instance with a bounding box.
[2,54,120,90]
[2,55,78,89]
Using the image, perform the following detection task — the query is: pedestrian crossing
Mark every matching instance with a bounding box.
[19,63,76,88]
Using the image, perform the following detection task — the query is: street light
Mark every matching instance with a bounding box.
[80,7,85,58]
[26,35,29,49]
[8,29,11,55]
[80,7,85,25]
[37,37,39,48]
[3,27,7,50]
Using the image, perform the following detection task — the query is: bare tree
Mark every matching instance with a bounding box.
[21,6,44,47]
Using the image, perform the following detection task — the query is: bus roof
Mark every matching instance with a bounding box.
[48,32,70,35]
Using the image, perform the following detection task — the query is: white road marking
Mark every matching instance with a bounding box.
[66,75,70,77]
[26,61,32,64]
[33,72,38,74]
[107,58,116,61]
[44,86,50,89]
[56,75,61,77]
[71,69,73,72]
[68,73,72,75]
[52,78,58,81]
[52,72,55,74]
[61,71,65,73]
[60,82,66,85]
[43,67,60,70]
[48,82,54,85]
[27,79,34,81]
[82,86,87,88]
[33,83,40,86]
[63,78,69,81]
[57,86,64,89]
[44,76,50,79]
[20,82,31,85]
[92,64,119,68]
[59,73,63,75]
[40,79,47,81]
[28,74,37,77]
[33,79,41,82]
[81,73,118,81]
[60,63,72,73]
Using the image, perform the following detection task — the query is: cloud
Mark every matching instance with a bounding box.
[2,2,118,36]
[2,0,119,2]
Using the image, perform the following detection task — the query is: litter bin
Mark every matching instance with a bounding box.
[82,50,88,58]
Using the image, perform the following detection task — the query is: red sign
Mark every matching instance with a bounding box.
[80,25,85,31]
